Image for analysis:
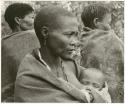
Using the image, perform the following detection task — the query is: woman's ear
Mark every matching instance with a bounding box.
[14,17,21,25]
[40,26,49,37]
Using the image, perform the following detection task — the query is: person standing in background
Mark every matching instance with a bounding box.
[2,3,40,102]
[80,3,124,103]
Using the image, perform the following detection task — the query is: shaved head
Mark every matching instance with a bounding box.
[34,6,75,42]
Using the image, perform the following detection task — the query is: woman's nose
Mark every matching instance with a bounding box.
[69,40,78,47]
[69,36,79,46]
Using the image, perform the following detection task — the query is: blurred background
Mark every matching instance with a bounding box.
[1,1,124,41]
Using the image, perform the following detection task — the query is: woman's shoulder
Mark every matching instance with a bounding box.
[17,49,43,77]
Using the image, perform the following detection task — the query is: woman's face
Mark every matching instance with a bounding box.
[20,11,35,30]
[47,16,79,60]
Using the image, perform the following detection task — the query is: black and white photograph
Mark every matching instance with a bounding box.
[1,0,124,103]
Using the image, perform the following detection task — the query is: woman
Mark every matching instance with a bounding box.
[14,6,110,102]
[2,3,39,102]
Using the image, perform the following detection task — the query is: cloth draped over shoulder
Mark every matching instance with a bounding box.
[14,49,87,102]
[14,49,107,103]
[80,28,124,103]
[2,30,40,101]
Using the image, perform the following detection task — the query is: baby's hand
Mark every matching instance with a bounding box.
[89,82,112,103]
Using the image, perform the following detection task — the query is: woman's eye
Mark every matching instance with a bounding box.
[81,81,89,85]
[63,31,78,37]
[63,33,72,37]
[92,83,101,88]
[72,31,79,37]
[67,33,72,37]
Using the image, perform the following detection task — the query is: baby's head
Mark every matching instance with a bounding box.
[80,68,105,90]
[81,3,111,31]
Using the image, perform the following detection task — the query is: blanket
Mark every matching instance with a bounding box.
[14,49,106,103]
[2,30,40,101]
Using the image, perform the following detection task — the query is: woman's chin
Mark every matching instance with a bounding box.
[60,53,73,60]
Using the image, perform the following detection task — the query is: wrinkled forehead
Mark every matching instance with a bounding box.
[56,16,79,31]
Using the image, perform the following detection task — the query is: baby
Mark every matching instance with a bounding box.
[58,68,111,103]
[80,68,111,103]
[80,68,105,91]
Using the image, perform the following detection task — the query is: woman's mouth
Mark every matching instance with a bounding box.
[67,49,75,54]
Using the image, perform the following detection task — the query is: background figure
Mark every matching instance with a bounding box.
[2,3,40,102]
[4,3,35,32]
[2,1,124,41]
[80,3,124,103]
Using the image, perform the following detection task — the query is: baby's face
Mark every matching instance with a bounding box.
[81,78,104,90]
[80,70,105,90]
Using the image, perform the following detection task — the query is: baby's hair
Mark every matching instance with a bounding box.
[84,68,104,75]
[83,68,106,81]
[83,68,106,88]
[81,3,110,28]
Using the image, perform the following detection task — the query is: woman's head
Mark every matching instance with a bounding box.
[4,3,35,31]
[34,6,79,60]
[81,3,111,30]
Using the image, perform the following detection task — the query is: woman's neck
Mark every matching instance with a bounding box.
[12,27,23,33]
[39,46,61,70]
